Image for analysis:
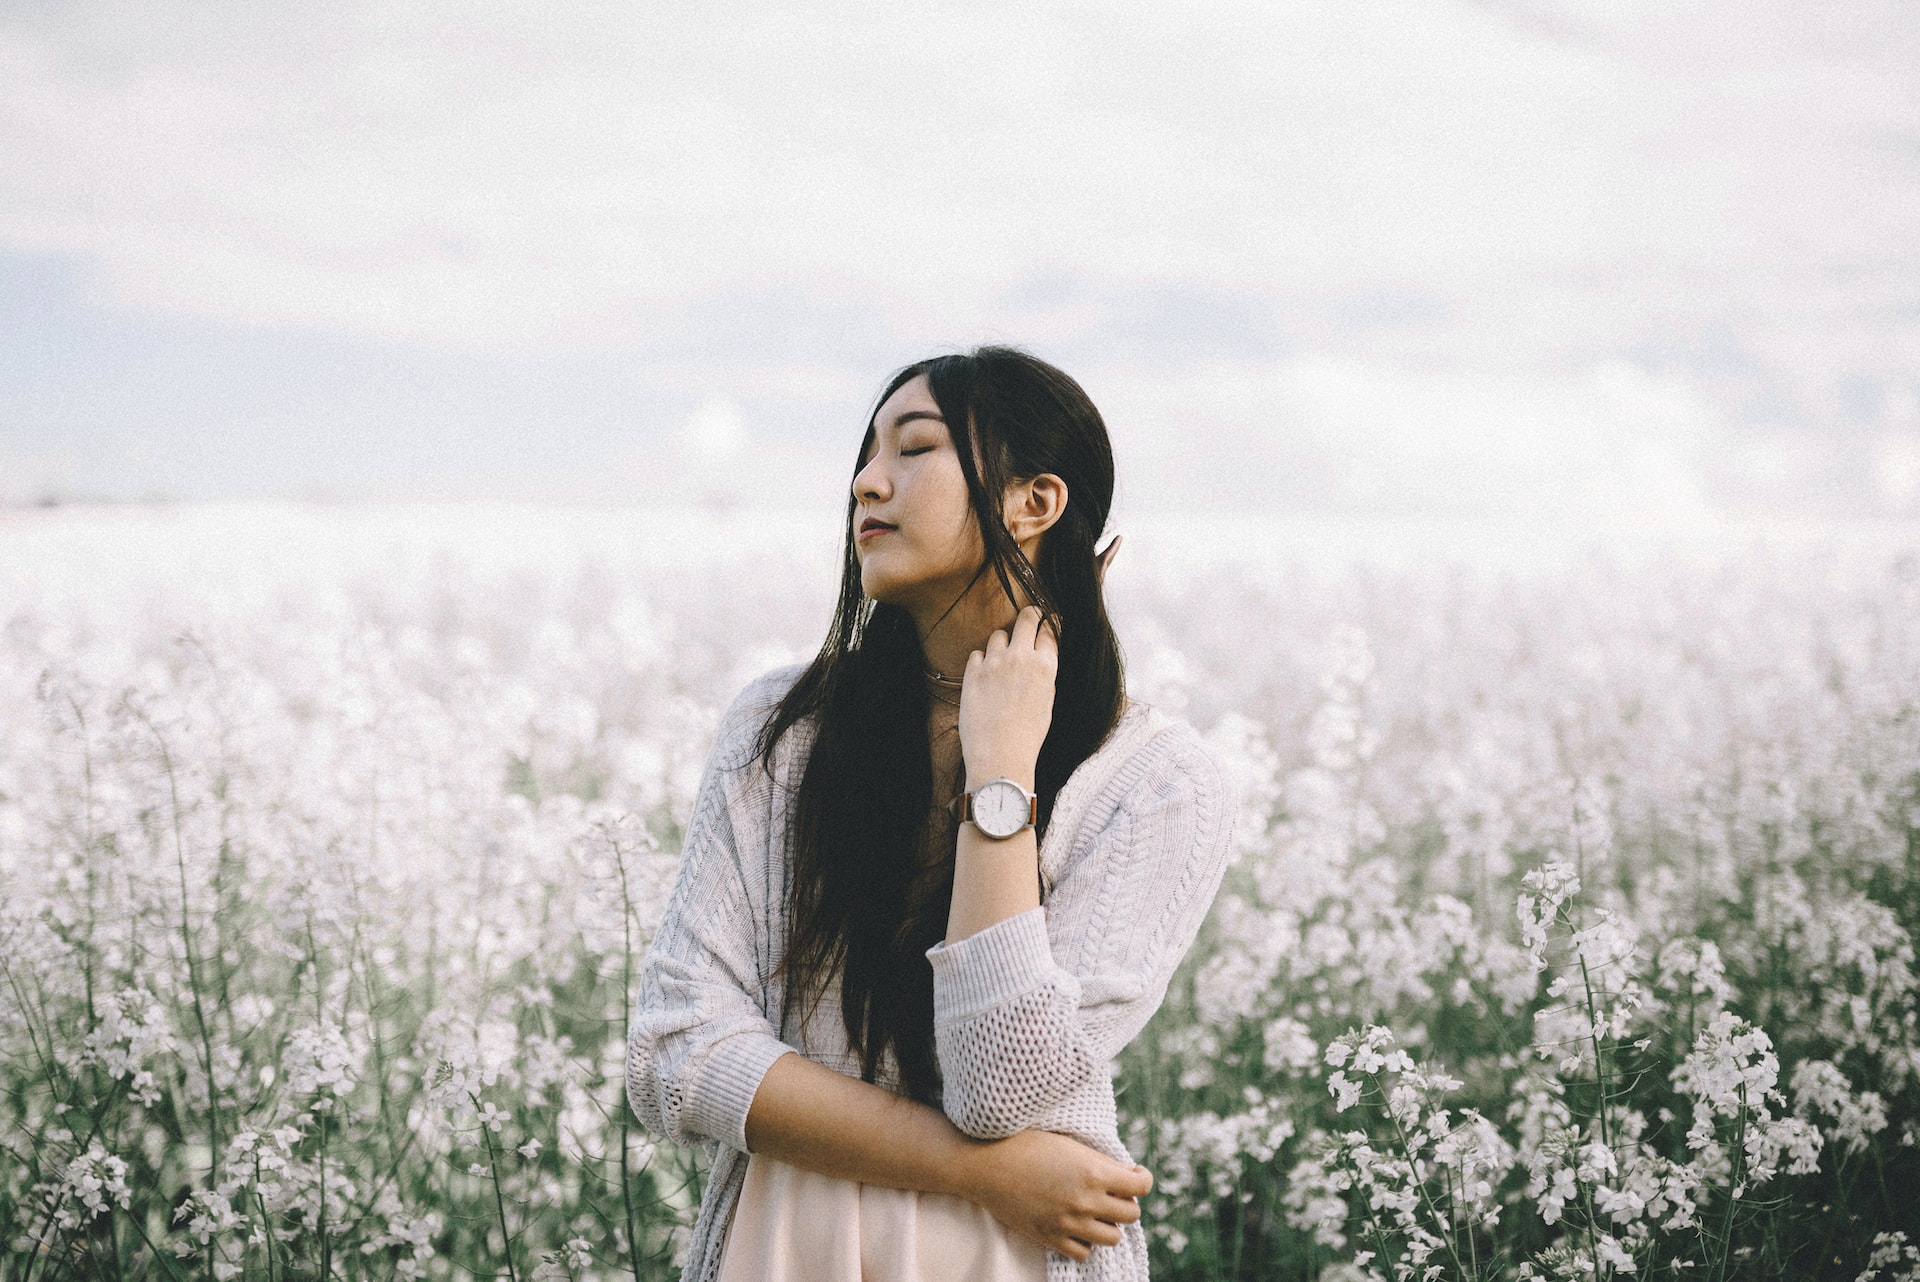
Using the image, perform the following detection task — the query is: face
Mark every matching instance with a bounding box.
[851,375,985,610]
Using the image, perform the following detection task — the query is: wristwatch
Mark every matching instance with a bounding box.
[950,776,1038,840]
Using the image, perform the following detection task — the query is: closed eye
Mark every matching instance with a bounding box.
[902,447,934,457]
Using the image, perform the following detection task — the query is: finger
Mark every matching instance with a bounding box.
[1110,1164,1153,1198]
[1057,1238,1091,1262]
[1035,612,1060,655]
[986,625,1009,653]
[1011,603,1041,649]
[1095,1194,1141,1225]
[1073,1217,1124,1248]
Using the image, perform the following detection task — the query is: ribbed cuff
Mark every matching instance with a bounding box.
[688,1031,800,1154]
[926,906,1065,1023]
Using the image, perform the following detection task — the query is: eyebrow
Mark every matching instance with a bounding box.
[879,409,946,432]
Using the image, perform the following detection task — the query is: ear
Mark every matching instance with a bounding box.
[1096,533,1122,585]
[1005,474,1069,546]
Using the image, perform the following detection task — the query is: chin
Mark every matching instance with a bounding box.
[859,569,922,609]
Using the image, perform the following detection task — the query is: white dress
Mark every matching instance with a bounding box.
[714,1150,1049,1282]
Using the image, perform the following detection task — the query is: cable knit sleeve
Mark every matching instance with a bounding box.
[924,724,1239,1140]
[625,669,804,1155]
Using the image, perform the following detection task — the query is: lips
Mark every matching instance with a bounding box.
[859,518,897,535]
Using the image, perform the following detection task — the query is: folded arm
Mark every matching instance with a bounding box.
[624,672,1023,1201]
[743,1050,1152,1263]
[742,1050,979,1194]
[619,661,1077,1169]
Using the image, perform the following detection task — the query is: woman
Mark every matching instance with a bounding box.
[626,346,1239,1281]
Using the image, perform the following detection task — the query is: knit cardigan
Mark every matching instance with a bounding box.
[625,662,1240,1282]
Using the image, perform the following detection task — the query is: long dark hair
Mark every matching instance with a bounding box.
[750,345,1127,1105]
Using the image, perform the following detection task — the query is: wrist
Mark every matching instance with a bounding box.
[963,762,1036,792]
[939,1130,995,1202]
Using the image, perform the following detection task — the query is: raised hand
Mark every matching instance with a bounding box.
[958,604,1059,789]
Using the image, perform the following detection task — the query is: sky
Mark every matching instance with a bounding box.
[2,0,1918,524]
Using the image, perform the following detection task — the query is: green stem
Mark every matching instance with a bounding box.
[1459,1162,1479,1279]
[476,1103,523,1282]
[317,1110,334,1280]
[256,1183,278,1282]
[142,711,222,1187]
[1576,1179,1606,1281]
[115,1202,189,1282]
[614,835,646,1282]
[1374,1073,1470,1280]
[1708,1084,1750,1282]
[343,933,426,1226]
[1577,954,1615,1155]
[20,1188,72,1282]
[1338,1146,1401,1281]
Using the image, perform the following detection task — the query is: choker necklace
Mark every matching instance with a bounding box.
[924,664,962,708]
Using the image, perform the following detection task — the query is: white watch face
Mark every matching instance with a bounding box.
[973,778,1030,838]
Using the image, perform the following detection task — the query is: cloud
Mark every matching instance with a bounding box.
[2,0,1913,370]
[678,399,747,466]
[1874,433,1920,506]
[2,0,1916,518]
[1089,354,1723,521]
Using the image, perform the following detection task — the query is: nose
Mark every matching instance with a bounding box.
[853,450,889,504]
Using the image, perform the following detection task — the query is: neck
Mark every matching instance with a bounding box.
[911,591,1026,683]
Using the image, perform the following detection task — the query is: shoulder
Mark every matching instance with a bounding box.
[1123,710,1239,822]
[1039,706,1243,948]
[1061,701,1239,847]
[1105,706,1236,817]
[710,660,812,771]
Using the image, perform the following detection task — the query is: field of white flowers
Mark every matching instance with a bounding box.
[4,503,1920,1281]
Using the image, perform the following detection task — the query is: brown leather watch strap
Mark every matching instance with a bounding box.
[948,787,1038,827]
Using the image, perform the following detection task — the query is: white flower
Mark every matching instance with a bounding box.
[1596,1232,1637,1273]
[564,1237,593,1270]
[284,1021,361,1103]
[54,1143,131,1230]
[1791,1059,1889,1155]
[172,1190,243,1244]
[1263,1017,1320,1074]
